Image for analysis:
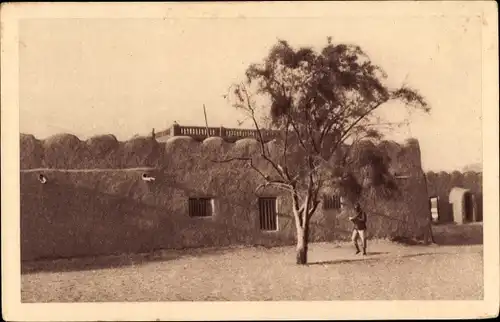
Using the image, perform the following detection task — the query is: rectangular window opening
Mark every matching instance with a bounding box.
[258,197,278,231]
[323,194,342,210]
[430,196,439,222]
[188,198,213,217]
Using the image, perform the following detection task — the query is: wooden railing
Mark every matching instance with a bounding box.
[157,123,274,142]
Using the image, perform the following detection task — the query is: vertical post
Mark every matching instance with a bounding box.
[203,104,210,138]
[172,123,180,136]
[219,126,226,138]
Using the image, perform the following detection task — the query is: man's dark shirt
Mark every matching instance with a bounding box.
[351,206,367,230]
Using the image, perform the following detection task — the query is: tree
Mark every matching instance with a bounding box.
[219,38,429,265]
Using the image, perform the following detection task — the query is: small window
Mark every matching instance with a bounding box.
[430,196,439,222]
[323,194,342,210]
[188,198,213,217]
[258,197,278,231]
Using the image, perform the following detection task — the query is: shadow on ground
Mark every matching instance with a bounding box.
[308,251,458,266]
[21,246,234,274]
[388,223,483,246]
[22,224,483,274]
[308,252,389,266]
[432,223,483,246]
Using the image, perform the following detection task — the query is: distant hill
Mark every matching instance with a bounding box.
[462,162,483,172]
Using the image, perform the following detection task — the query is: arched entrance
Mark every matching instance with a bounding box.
[449,187,477,224]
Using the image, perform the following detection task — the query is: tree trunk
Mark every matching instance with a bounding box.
[296,221,310,265]
[291,190,312,265]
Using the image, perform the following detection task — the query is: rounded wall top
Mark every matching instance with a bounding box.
[125,135,153,143]
[234,137,260,145]
[437,171,452,178]
[24,132,421,150]
[429,170,482,177]
[86,134,119,147]
[164,136,197,144]
[202,136,225,145]
[20,133,43,147]
[449,186,470,202]
[20,132,425,171]
[20,133,38,141]
[464,170,482,177]
[355,140,378,150]
[43,133,82,146]
[201,136,232,154]
[404,138,420,147]
[348,138,421,155]
[379,139,400,148]
[86,134,118,143]
[124,136,156,146]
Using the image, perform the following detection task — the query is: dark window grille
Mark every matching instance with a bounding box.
[258,197,278,231]
[323,195,342,210]
[188,198,213,217]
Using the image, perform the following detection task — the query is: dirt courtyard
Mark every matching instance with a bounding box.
[21,223,483,302]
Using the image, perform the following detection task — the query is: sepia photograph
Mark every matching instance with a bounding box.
[1,1,498,321]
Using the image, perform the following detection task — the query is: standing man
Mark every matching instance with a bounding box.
[349,202,368,255]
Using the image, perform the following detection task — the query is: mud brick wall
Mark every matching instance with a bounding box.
[20,133,431,260]
[425,170,482,223]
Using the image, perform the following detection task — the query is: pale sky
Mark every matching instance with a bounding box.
[19,16,483,172]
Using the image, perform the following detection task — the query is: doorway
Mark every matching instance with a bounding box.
[464,192,474,223]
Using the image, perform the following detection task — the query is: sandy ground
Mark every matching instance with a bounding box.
[21,224,483,302]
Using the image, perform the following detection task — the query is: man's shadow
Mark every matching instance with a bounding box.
[308,251,389,266]
[308,251,457,266]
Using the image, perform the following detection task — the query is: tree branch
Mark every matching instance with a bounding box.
[338,100,386,144]
[256,181,295,194]
[290,121,309,153]
[282,116,292,179]
[240,84,290,182]
[212,156,295,195]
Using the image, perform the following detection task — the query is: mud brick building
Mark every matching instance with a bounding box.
[20,123,432,261]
